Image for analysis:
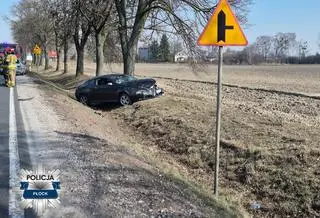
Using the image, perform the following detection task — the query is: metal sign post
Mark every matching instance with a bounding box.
[214,46,223,196]
[197,0,248,197]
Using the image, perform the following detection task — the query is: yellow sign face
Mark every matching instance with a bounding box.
[197,0,248,46]
[33,44,41,55]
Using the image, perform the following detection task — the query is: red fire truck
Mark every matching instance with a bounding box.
[0,43,23,59]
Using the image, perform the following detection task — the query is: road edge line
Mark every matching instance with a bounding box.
[9,87,24,217]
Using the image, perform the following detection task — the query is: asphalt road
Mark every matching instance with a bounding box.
[0,76,35,218]
[0,78,10,217]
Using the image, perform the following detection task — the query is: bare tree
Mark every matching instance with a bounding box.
[79,0,114,76]
[48,0,73,73]
[298,40,309,59]
[11,0,252,76]
[114,0,252,75]
[273,32,296,62]
[70,1,94,77]
[33,0,54,70]
[256,35,272,61]
[103,30,122,63]
[11,0,55,70]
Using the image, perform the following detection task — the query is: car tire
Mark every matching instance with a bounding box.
[79,95,90,106]
[119,93,132,106]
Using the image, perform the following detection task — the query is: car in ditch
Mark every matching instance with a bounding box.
[75,74,163,106]
[16,59,27,75]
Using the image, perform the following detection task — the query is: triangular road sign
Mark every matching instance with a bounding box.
[197,0,248,46]
[33,44,41,55]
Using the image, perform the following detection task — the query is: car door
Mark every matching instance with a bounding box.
[93,78,118,103]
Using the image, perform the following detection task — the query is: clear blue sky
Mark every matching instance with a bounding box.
[1,0,320,54]
[0,0,19,43]
[244,0,320,54]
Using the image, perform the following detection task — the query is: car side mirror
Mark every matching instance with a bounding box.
[107,82,113,86]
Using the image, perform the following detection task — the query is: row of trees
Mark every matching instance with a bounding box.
[222,33,320,65]
[11,0,252,77]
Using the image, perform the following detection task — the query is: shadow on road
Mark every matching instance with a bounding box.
[0,83,7,87]
[18,97,34,102]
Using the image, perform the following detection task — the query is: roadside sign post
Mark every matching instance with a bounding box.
[197,0,248,197]
[214,46,223,195]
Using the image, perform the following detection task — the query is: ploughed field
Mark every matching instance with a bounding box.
[100,63,320,96]
[105,64,320,217]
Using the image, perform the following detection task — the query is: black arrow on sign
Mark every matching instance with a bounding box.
[217,10,234,42]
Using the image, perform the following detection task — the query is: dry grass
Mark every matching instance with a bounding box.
[108,78,320,217]
[36,62,320,217]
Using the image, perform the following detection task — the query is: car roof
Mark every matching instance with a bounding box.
[89,73,127,81]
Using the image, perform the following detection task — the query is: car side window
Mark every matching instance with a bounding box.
[96,78,110,86]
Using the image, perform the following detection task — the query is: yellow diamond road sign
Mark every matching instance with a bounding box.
[197,0,248,46]
[33,44,41,55]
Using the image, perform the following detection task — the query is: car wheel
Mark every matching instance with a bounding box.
[79,95,90,106]
[119,93,132,106]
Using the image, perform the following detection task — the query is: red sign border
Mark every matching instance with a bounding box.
[197,0,248,46]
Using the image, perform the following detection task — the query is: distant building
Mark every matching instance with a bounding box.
[174,51,189,63]
[26,53,33,62]
[48,50,57,59]
[138,47,151,61]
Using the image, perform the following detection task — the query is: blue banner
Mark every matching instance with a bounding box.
[20,181,60,200]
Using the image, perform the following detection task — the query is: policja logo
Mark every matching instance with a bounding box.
[19,165,61,216]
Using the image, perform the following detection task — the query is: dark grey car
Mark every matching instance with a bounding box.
[75,74,163,106]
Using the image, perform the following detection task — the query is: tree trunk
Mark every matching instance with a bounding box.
[56,50,61,72]
[55,31,60,72]
[44,50,49,70]
[122,43,137,75]
[76,47,84,77]
[95,31,106,76]
[73,26,91,77]
[40,55,43,66]
[63,40,69,74]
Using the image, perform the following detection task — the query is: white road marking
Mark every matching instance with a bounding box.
[9,87,24,217]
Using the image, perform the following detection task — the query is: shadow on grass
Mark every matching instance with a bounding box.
[45,74,85,90]
[90,102,121,112]
[34,71,90,90]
